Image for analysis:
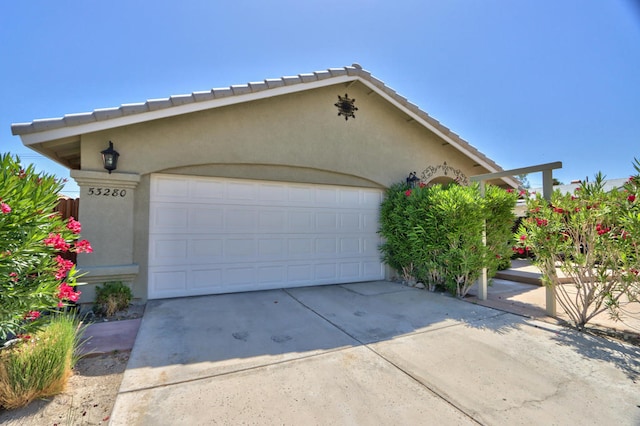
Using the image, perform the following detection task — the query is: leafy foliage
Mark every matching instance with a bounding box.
[379,181,517,297]
[0,154,89,343]
[94,281,133,317]
[514,160,640,329]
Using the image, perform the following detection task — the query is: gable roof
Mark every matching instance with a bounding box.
[11,63,518,187]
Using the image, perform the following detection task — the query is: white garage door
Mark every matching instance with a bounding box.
[148,174,385,299]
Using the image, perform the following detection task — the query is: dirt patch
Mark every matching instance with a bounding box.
[0,351,129,425]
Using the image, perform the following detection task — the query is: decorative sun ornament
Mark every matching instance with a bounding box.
[334,93,358,120]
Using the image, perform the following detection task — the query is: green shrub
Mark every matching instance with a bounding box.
[379,181,517,297]
[94,281,132,317]
[0,314,84,409]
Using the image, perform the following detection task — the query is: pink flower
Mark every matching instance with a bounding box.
[9,272,18,282]
[24,311,41,321]
[66,217,82,234]
[58,282,81,302]
[54,255,75,280]
[43,233,70,252]
[74,240,93,254]
[506,189,513,193]
[520,235,527,241]
[1,202,11,214]
[405,189,412,197]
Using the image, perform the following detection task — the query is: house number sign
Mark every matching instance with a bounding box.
[87,187,127,197]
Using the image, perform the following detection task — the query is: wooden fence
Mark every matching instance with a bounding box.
[54,197,79,220]
[54,197,79,263]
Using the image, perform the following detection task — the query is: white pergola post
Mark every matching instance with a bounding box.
[470,161,562,316]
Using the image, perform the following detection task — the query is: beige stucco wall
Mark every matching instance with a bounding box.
[73,81,488,301]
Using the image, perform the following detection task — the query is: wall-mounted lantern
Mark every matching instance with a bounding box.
[101,141,119,174]
[406,172,420,188]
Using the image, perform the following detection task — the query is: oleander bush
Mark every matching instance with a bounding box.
[380,181,517,297]
[514,160,640,329]
[0,153,92,409]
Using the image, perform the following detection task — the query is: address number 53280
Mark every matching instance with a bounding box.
[87,187,127,197]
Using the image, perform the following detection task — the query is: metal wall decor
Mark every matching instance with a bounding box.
[334,93,358,120]
[420,162,469,186]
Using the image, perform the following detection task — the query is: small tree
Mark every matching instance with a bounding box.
[514,161,640,329]
[0,154,92,343]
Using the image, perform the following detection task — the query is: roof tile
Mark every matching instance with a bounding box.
[170,94,195,106]
[211,88,233,98]
[281,76,302,85]
[92,108,123,121]
[192,90,215,102]
[248,81,268,92]
[299,73,317,83]
[120,103,149,116]
[31,118,65,132]
[231,85,251,95]
[63,113,95,127]
[264,78,285,89]
[146,98,173,111]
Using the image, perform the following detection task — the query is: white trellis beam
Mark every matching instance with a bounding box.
[470,161,562,316]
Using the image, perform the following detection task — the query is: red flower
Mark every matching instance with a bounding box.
[55,255,75,280]
[596,223,610,235]
[519,235,527,241]
[1,202,11,214]
[628,194,636,203]
[405,189,412,197]
[506,189,513,193]
[553,207,564,214]
[418,182,426,188]
[58,282,81,302]
[517,248,525,255]
[536,218,548,227]
[74,240,93,254]
[24,311,41,321]
[43,233,70,252]
[66,217,82,234]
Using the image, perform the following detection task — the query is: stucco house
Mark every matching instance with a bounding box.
[11,64,518,302]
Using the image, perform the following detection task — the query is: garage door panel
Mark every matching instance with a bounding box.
[149,174,384,299]
[289,211,314,231]
[191,207,224,230]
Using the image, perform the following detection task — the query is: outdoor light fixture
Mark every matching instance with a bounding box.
[334,93,358,120]
[101,141,119,174]
[406,172,420,188]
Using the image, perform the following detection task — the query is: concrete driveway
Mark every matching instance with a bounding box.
[110,281,640,425]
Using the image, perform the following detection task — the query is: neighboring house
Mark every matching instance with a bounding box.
[11,64,518,302]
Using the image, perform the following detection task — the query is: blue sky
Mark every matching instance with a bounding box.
[2,0,639,196]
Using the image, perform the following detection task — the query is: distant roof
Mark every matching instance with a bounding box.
[10,63,518,187]
[532,178,629,195]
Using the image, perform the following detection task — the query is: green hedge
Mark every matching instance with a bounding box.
[379,182,517,297]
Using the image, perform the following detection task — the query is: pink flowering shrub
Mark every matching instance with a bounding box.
[514,161,640,329]
[0,154,91,342]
